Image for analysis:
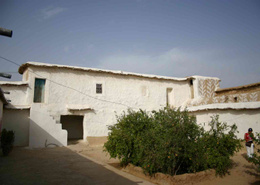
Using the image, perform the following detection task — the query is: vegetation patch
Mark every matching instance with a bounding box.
[104,107,241,176]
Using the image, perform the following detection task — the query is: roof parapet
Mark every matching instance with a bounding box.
[0,81,29,86]
[18,62,189,82]
[216,82,260,93]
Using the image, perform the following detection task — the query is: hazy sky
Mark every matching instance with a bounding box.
[0,0,259,88]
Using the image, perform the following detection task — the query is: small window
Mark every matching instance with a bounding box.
[34,78,46,103]
[96,84,102,94]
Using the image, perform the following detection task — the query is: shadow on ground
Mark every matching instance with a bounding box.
[0,147,142,185]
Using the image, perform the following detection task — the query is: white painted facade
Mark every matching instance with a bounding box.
[0,62,193,148]
[193,108,260,138]
[0,62,259,148]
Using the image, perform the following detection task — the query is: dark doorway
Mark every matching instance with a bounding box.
[60,115,83,140]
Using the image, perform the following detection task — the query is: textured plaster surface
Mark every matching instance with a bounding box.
[0,85,28,105]
[194,109,260,139]
[25,66,192,138]
[29,104,67,148]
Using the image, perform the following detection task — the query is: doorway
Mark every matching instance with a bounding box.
[60,115,83,140]
[166,88,174,108]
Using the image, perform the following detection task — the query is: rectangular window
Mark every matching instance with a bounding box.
[34,78,46,103]
[96,84,102,94]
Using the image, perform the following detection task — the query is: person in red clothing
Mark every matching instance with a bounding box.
[244,128,254,158]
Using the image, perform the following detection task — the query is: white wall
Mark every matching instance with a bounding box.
[193,109,260,139]
[2,109,30,146]
[29,104,67,148]
[25,66,192,139]
[0,86,29,105]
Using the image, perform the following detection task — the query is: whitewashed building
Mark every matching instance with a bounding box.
[0,62,259,148]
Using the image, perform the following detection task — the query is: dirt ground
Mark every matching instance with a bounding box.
[1,140,260,185]
[68,141,260,185]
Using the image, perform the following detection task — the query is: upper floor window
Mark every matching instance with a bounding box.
[96,83,102,94]
[34,78,46,103]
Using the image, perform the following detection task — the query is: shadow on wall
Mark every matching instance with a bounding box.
[29,119,67,148]
[0,146,141,185]
[2,109,30,147]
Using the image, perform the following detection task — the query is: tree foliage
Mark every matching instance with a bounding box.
[104,108,241,176]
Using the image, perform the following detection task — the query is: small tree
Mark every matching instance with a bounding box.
[104,108,241,176]
[1,129,15,156]
[202,115,242,176]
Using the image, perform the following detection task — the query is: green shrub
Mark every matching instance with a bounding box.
[202,115,242,176]
[104,108,241,176]
[1,129,15,156]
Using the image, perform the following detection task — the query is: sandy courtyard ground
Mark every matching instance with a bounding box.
[69,141,260,185]
[0,140,260,185]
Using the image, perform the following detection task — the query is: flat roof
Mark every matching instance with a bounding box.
[19,62,190,82]
[187,102,260,112]
[0,81,29,86]
[216,82,260,93]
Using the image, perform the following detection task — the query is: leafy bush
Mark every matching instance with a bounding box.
[1,129,15,156]
[104,107,241,176]
[202,115,242,176]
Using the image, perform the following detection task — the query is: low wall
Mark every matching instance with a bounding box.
[193,109,260,139]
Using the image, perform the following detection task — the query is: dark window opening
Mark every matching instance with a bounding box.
[60,115,84,140]
[96,84,102,94]
[234,97,238,102]
[34,78,46,103]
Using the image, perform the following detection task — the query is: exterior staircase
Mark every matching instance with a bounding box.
[29,104,67,148]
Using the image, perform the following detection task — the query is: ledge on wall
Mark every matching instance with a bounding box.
[66,104,93,111]
[4,104,31,110]
[187,102,260,112]
[0,81,29,87]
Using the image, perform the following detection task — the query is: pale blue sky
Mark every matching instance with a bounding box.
[0,0,259,88]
